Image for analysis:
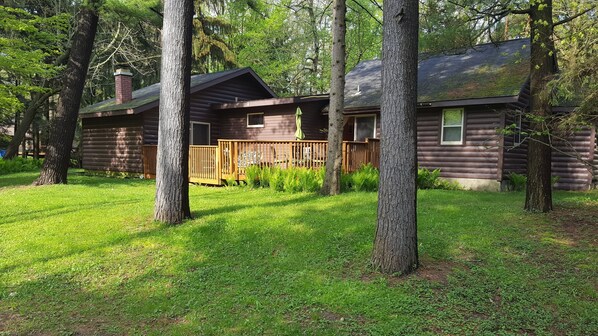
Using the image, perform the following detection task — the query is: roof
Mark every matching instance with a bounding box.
[344,39,531,110]
[212,94,329,110]
[80,67,276,115]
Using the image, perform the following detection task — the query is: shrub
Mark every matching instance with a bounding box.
[0,157,44,174]
[259,166,273,188]
[417,168,441,189]
[507,173,561,191]
[351,163,379,192]
[245,165,261,188]
[298,168,321,192]
[283,168,302,193]
[507,173,527,191]
[551,175,560,187]
[340,172,353,192]
[270,168,285,192]
[224,177,238,187]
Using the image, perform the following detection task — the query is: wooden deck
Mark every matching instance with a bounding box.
[143,139,380,185]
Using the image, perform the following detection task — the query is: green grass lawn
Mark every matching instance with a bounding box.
[0,171,597,335]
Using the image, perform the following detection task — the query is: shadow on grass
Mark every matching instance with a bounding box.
[0,199,148,227]
[3,188,597,335]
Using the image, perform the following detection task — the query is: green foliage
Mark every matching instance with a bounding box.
[508,172,527,191]
[0,6,69,117]
[0,134,10,148]
[417,167,441,189]
[243,165,461,192]
[0,157,43,174]
[507,173,561,191]
[270,167,285,192]
[224,176,238,187]
[417,167,462,190]
[245,164,261,188]
[350,163,379,192]
[244,166,322,193]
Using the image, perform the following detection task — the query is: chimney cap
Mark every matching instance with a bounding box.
[114,68,133,77]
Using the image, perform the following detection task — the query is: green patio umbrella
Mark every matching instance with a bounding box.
[295,107,305,140]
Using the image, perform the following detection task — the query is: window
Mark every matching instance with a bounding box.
[190,122,210,145]
[513,113,523,146]
[441,108,464,145]
[354,115,376,141]
[247,112,264,128]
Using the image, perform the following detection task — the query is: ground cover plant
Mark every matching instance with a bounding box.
[0,157,43,175]
[243,164,458,193]
[0,171,597,335]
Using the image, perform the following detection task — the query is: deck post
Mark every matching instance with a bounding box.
[342,142,348,173]
[216,142,222,184]
[232,141,238,180]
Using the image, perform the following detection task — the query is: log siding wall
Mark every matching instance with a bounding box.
[417,106,503,180]
[218,101,328,141]
[143,74,274,145]
[551,128,595,191]
[82,115,143,173]
[501,118,596,191]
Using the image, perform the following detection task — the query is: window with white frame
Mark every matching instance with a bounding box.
[354,115,376,141]
[190,122,210,145]
[247,112,264,128]
[441,108,464,145]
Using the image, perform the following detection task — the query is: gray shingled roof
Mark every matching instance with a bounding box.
[81,68,254,114]
[344,39,531,109]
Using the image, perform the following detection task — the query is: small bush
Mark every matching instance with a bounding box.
[340,172,353,192]
[259,166,273,188]
[245,165,261,188]
[417,168,441,189]
[352,164,379,192]
[270,168,285,192]
[507,173,561,191]
[551,175,560,187]
[0,157,44,174]
[298,168,321,192]
[224,177,238,187]
[507,173,527,191]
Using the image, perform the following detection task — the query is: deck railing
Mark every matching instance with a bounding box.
[143,138,379,185]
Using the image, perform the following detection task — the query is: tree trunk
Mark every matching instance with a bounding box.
[35,6,98,185]
[154,0,193,224]
[372,0,419,275]
[525,0,554,212]
[4,91,53,159]
[321,0,346,196]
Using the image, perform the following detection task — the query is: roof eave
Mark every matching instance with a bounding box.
[332,96,520,115]
[80,67,277,118]
[79,108,137,119]
[213,94,328,110]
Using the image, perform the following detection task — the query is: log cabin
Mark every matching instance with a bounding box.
[338,39,597,191]
[80,39,597,190]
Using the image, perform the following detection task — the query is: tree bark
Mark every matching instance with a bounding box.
[525,0,554,212]
[372,0,419,274]
[35,6,98,185]
[321,0,346,196]
[154,0,193,224]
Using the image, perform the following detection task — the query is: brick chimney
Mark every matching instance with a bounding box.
[114,68,133,104]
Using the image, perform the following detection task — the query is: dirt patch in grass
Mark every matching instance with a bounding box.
[0,311,26,333]
[414,259,465,284]
[356,258,467,286]
[549,204,598,247]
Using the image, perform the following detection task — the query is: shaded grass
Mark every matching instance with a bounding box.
[0,171,596,335]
